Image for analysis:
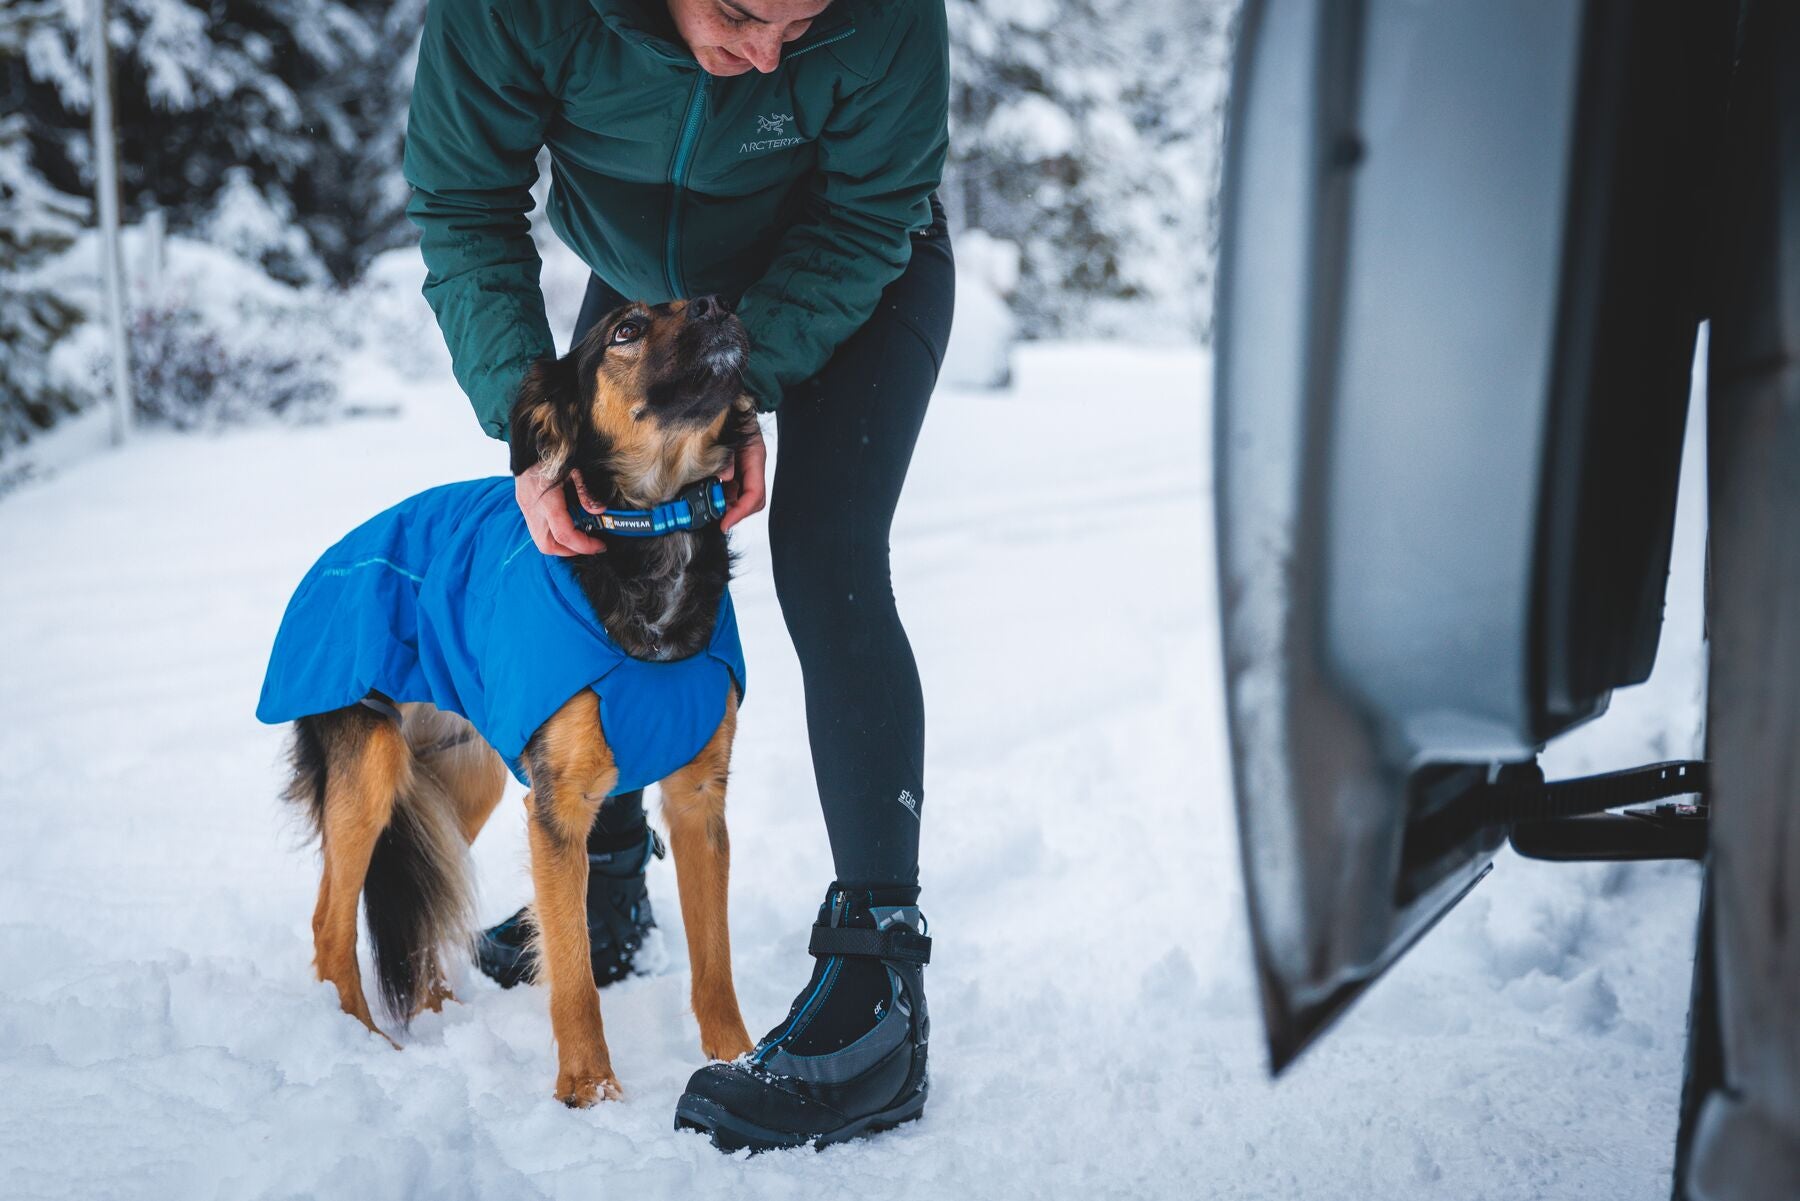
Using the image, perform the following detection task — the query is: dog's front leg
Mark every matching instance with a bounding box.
[662,689,753,1063]
[524,693,622,1107]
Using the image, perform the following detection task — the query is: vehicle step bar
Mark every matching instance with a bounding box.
[1401,760,1708,891]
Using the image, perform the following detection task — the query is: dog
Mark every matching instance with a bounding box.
[256,296,758,1106]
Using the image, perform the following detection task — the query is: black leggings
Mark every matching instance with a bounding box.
[578,203,954,888]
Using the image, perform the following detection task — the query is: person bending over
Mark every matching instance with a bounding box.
[404,0,953,1149]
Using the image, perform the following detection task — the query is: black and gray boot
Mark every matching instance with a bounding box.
[675,883,931,1152]
[474,828,665,989]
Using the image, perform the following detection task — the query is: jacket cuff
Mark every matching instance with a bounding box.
[738,356,784,413]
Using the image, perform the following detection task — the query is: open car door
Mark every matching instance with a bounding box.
[1213,0,1731,1073]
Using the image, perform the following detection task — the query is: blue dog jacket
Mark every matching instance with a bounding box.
[256,476,746,793]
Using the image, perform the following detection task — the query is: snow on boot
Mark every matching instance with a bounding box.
[474,828,665,988]
[674,883,931,1152]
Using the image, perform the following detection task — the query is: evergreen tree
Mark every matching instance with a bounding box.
[944,0,1236,341]
[16,0,422,286]
[1,1,91,459]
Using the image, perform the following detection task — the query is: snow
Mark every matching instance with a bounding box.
[0,329,1704,1199]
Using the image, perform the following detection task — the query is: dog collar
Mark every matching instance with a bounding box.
[570,476,728,538]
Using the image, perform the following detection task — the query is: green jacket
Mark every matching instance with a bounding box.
[403,0,949,442]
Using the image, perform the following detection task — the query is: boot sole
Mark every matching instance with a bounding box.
[673,1089,927,1153]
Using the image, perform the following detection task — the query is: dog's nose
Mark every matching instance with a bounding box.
[687,294,729,321]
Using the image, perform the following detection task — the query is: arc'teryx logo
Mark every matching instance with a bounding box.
[740,112,804,154]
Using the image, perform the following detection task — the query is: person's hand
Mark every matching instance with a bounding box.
[719,414,767,533]
[514,464,607,556]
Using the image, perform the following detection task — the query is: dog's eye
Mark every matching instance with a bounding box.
[612,321,644,344]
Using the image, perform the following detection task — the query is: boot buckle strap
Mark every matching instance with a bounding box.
[808,924,932,965]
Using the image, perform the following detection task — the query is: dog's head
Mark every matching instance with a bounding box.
[509,295,755,509]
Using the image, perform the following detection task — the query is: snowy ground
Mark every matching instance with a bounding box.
[0,336,1705,1200]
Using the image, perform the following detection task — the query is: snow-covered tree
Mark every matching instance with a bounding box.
[17,0,423,286]
[944,0,1237,341]
[1,2,91,459]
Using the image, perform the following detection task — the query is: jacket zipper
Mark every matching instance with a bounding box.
[784,26,855,60]
[665,72,712,299]
[661,20,853,299]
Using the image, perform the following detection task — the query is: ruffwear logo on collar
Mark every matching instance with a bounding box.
[740,112,805,154]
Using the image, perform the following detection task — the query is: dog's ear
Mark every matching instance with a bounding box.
[508,356,581,479]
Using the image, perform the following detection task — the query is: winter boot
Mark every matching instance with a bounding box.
[474,828,665,988]
[674,883,931,1152]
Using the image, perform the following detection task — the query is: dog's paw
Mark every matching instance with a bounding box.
[342,1005,400,1050]
[701,1030,753,1063]
[695,1002,753,1063]
[556,1068,624,1108]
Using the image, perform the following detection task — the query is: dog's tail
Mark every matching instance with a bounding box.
[283,707,475,1024]
[363,744,474,1024]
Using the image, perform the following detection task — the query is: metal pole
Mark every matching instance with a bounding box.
[88,0,132,445]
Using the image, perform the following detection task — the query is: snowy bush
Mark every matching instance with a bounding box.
[109,295,337,431]
[21,227,349,440]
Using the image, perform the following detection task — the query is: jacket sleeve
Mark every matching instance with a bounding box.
[733,1,950,411]
[403,0,556,443]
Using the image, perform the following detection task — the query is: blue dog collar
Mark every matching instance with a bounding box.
[571,477,728,538]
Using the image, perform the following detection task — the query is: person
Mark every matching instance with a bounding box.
[403,0,953,1149]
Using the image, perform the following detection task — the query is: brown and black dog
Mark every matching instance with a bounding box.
[280,297,757,1106]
